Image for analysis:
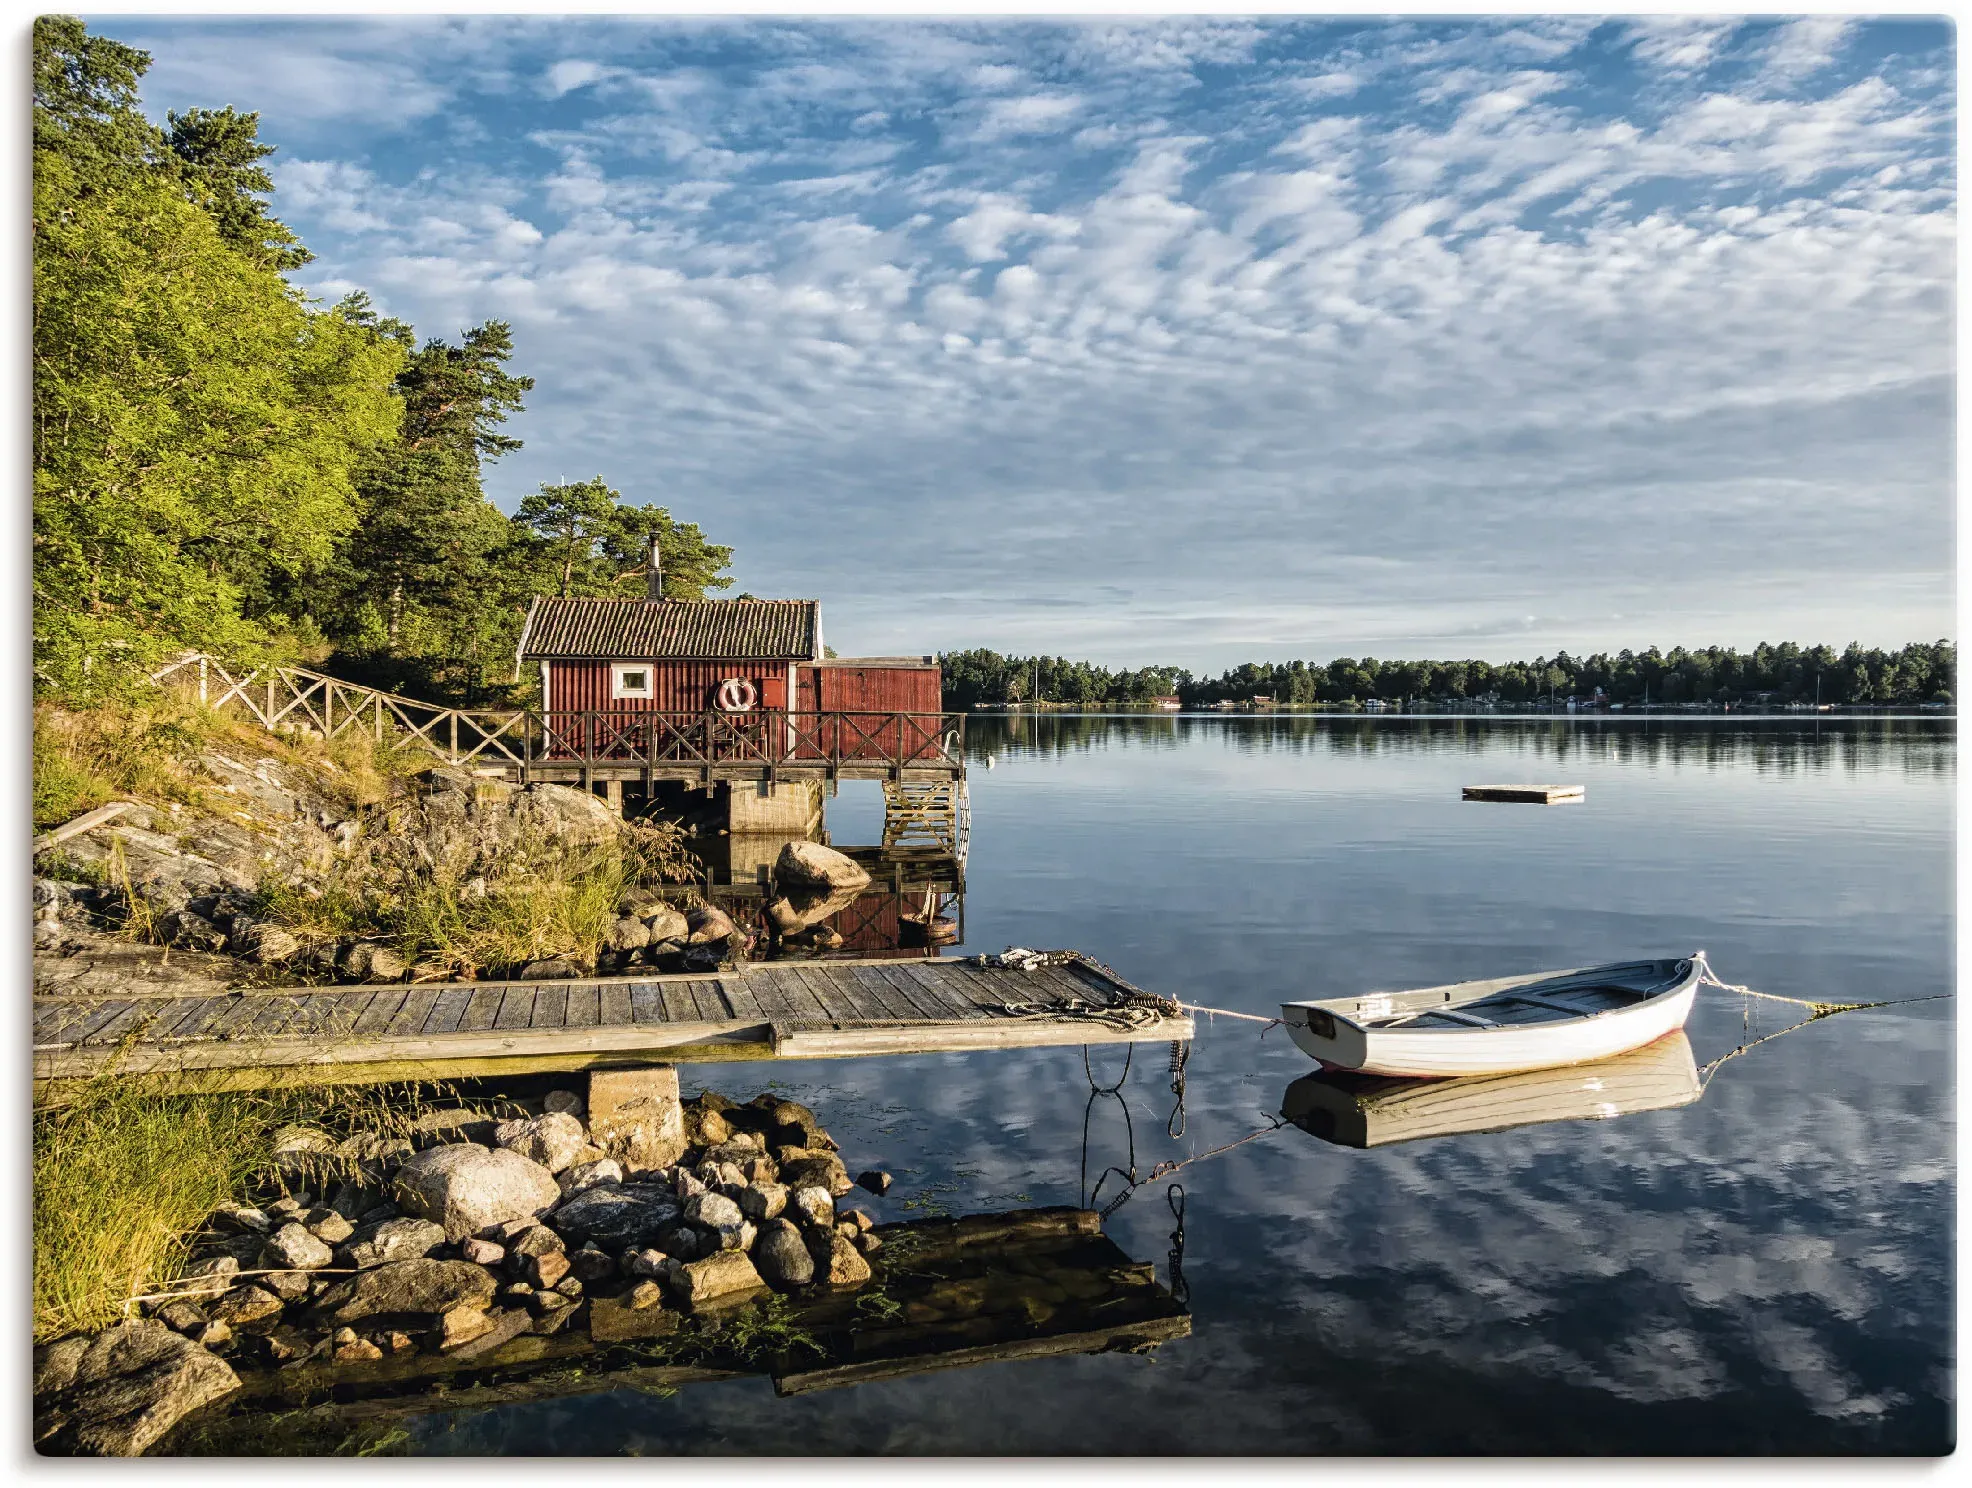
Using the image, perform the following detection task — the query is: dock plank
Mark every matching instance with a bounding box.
[565,984,600,1028]
[460,987,505,1033]
[386,988,442,1039]
[892,964,990,1020]
[796,964,877,1022]
[495,987,537,1031]
[352,990,411,1037]
[79,1001,157,1047]
[659,982,699,1024]
[629,982,666,1024]
[851,967,922,1022]
[764,967,831,1022]
[173,995,250,1043]
[716,977,767,1024]
[868,964,953,1022]
[600,982,633,1028]
[531,986,570,1030]
[686,980,728,1023]
[424,986,475,1038]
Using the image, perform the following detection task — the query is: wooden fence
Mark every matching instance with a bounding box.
[150,653,966,780]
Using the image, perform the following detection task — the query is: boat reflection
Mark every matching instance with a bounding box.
[1280,1031,1702,1149]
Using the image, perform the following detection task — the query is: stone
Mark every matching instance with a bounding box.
[436,1306,493,1351]
[606,916,651,952]
[307,1212,355,1244]
[841,1208,876,1233]
[588,1287,678,1343]
[553,1276,583,1299]
[774,840,872,892]
[780,1153,854,1198]
[392,1142,561,1241]
[410,1108,502,1147]
[260,1271,311,1304]
[674,1169,706,1201]
[683,906,735,945]
[510,1224,565,1258]
[208,1204,271,1235]
[33,1336,89,1397]
[757,1097,835,1151]
[855,1231,883,1256]
[628,1280,665,1310]
[494,1111,589,1174]
[175,1256,238,1300]
[345,1217,448,1269]
[231,918,301,964]
[856,1170,893,1197]
[327,1181,382,1221]
[670,1250,769,1311]
[159,909,227,952]
[255,1327,317,1367]
[526,1289,570,1317]
[543,1089,586,1118]
[569,1246,616,1284]
[694,1108,733,1147]
[558,1157,623,1198]
[156,1302,206,1334]
[460,1238,505,1267]
[550,1183,683,1250]
[380,1330,416,1355]
[588,1066,688,1172]
[209,1287,284,1330]
[642,904,690,943]
[310,1259,498,1327]
[442,1306,531,1359]
[789,1185,836,1231]
[46,1319,241,1457]
[822,1232,873,1289]
[752,1219,816,1291]
[519,1249,570,1291]
[653,1224,705,1261]
[518,957,581,980]
[738,1181,788,1223]
[261,1223,335,1271]
[333,1337,384,1363]
[624,1248,668,1278]
[684,1189,744,1230]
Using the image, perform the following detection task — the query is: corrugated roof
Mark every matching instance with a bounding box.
[519,599,822,661]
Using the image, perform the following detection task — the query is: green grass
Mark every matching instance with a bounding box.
[33,1071,469,1342]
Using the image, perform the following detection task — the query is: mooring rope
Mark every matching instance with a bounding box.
[1691,950,1950,1016]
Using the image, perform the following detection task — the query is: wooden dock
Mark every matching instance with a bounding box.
[32,953,1190,1089]
[1462,783,1586,804]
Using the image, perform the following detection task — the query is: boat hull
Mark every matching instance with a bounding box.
[1281,961,1699,1078]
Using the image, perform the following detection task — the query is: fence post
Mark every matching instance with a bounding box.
[265,676,275,727]
[374,693,384,743]
[449,712,459,762]
[198,656,208,707]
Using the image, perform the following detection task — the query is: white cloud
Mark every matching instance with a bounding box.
[1764,17,1862,82]
[1625,17,1742,76]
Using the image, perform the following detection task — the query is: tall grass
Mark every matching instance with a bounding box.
[33,1071,475,1342]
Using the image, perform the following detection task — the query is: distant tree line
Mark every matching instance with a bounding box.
[33,17,733,708]
[942,641,1955,710]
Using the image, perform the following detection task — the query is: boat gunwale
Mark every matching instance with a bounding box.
[1282,958,1697,1039]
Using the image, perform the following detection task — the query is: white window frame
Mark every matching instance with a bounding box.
[611,662,655,702]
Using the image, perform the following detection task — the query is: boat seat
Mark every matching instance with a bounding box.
[1418,1009,1496,1028]
[1506,989,1630,1017]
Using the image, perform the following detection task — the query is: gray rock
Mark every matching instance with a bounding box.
[606,916,651,952]
[392,1143,561,1241]
[42,1319,240,1457]
[260,1271,311,1304]
[589,1066,688,1172]
[307,1212,355,1245]
[494,1111,588,1174]
[542,1089,585,1118]
[752,1219,816,1290]
[177,1256,244,1298]
[155,1301,206,1335]
[855,1170,893,1196]
[821,1231,874,1289]
[558,1157,623,1198]
[738,1181,788,1223]
[509,1224,565,1259]
[684,1190,744,1230]
[518,957,581,979]
[779,1151,854,1197]
[310,1259,498,1326]
[568,1245,616,1284]
[774,840,873,892]
[33,1336,89,1397]
[459,1238,505,1266]
[789,1185,836,1231]
[642,904,690,942]
[260,1223,334,1271]
[344,1217,447,1269]
[550,1182,682,1250]
[441,1305,531,1359]
[683,906,735,945]
[158,909,227,952]
[209,1286,283,1330]
[208,1204,271,1235]
[624,1247,669,1278]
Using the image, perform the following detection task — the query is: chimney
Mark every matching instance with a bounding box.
[645,533,663,602]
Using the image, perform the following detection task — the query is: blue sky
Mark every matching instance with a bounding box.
[91,11,1955,668]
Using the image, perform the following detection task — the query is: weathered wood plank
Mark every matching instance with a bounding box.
[600,982,633,1028]
[685,979,728,1023]
[352,989,411,1037]
[889,964,986,1020]
[770,1014,1194,1059]
[494,987,537,1031]
[794,964,876,1022]
[850,967,922,1022]
[865,964,950,1022]
[242,993,309,1041]
[36,1001,109,1046]
[716,976,768,1024]
[531,985,569,1030]
[423,986,475,1038]
[172,995,252,1043]
[629,982,666,1024]
[460,986,506,1032]
[763,968,831,1022]
[386,987,442,1038]
[79,1000,159,1047]
[564,984,600,1028]
[659,982,699,1024]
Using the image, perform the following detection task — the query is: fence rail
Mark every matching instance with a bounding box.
[151,653,966,780]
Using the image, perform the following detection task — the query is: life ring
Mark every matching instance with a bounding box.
[715,677,758,713]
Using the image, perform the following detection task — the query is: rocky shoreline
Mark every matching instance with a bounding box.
[34,1078,894,1456]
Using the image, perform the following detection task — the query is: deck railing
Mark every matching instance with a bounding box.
[150,653,965,778]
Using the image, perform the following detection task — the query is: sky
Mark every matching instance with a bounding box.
[86,10,1956,670]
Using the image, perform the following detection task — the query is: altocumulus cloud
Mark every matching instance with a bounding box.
[108,14,1954,666]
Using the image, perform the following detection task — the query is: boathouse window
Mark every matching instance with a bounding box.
[612,664,652,701]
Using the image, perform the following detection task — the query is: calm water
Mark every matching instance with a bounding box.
[421,716,1954,1455]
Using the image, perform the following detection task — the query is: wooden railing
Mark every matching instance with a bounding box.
[150,653,966,778]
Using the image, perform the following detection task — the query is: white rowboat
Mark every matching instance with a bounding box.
[1280,957,1701,1078]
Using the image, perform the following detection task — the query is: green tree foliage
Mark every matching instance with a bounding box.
[513,477,735,602]
[941,642,1956,710]
[32,16,404,699]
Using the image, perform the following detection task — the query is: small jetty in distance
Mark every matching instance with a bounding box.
[1462,783,1586,804]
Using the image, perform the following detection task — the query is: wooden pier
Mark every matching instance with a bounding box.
[1462,783,1586,804]
[33,953,1191,1090]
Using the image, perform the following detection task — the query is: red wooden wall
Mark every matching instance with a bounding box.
[544,659,791,715]
[794,663,941,714]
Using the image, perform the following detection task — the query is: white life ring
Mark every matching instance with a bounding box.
[715,677,758,713]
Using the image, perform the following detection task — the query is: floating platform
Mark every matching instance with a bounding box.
[1461,783,1586,804]
[32,953,1190,1090]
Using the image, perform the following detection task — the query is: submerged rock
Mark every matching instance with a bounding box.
[669,1250,768,1311]
[36,1319,240,1457]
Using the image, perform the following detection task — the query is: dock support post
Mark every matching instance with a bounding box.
[588,1064,687,1170]
[605,777,623,814]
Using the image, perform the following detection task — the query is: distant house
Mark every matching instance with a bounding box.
[1151,695,1181,710]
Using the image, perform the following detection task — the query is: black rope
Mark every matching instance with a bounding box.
[1166,1039,1190,1139]
[1080,1048,1138,1215]
[1165,1183,1189,1308]
[1082,1040,1134,1094]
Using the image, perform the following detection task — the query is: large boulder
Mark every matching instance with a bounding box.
[752,1219,815,1291]
[550,1183,682,1250]
[392,1144,560,1241]
[684,906,735,946]
[35,1319,240,1457]
[641,904,690,943]
[342,1217,446,1269]
[309,1259,498,1327]
[773,841,871,893]
[493,1112,588,1174]
[667,1250,768,1311]
[778,1150,853,1198]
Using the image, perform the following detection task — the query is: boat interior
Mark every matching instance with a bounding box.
[1294,959,1692,1032]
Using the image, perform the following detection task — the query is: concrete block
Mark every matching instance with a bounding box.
[588,1065,688,1174]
